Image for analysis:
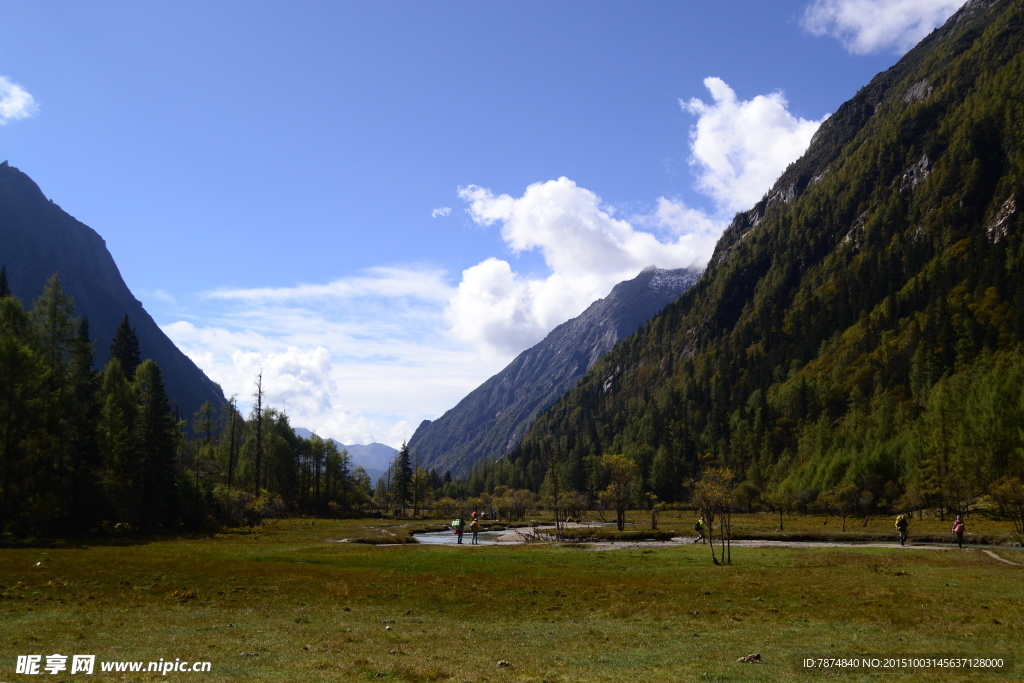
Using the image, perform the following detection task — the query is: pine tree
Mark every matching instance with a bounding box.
[393,442,413,516]
[133,360,178,530]
[67,318,102,532]
[0,266,9,298]
[30,274,77,374]
[252,370,265,495]
[97,359,138,524]
[28,274,79,530]
[0,296,46,533]
[109,315,141,379]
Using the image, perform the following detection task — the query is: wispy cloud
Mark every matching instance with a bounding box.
[163,266,507,447]
[205,266,452,304]
[0,76,38,124]
[431,206,452,218]
[801,0,963,55]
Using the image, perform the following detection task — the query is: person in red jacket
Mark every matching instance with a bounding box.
[951,515,965,548]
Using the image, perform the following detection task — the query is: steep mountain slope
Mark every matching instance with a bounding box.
[409,267,700,475]
[510,0,1024,505]
[0,161,225,416]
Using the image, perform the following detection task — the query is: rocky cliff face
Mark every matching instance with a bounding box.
[408,266,701,475]
[0,161,224,416]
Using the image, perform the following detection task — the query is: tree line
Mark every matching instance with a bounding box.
[0,269,379,537]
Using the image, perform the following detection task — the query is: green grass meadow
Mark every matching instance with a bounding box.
[1,517,1022,682]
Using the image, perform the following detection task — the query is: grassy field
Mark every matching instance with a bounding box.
[1,516,1022,682]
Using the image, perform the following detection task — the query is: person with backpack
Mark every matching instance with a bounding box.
[452,517,465,544]
[895,514,909,546]
[470,511,481,545]
[694,515,708,544]
[951,515,965,548]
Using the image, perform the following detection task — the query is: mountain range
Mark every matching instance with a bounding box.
[0,161,225,417]
[408,266,701,475]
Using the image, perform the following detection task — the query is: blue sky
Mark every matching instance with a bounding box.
[1,0,965,446]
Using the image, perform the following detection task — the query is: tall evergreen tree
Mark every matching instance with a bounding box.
[252,370,265,495]
[0,296,47,534]
[133,360,178,530]
[393,442,413,516]
[222,396,240,491]
[28,274,79,530]
[0,265,9,298]
[110,314,141,379]
[67,318,102,532]
[191,400,217,516]
[98,359,138,524]
[30,274,77,375]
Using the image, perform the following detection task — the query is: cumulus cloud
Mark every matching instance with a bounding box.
[0,76,38,124]
[448,178,716,354]
[431,206,452,218]
[801,0,963,55]
[447,76,826,356]
[682,77,826,214]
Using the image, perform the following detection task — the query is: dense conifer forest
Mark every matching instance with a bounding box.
[0,272,381,536]
[471,0,1024,521]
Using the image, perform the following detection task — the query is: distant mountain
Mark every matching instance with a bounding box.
[293,428,396,484]
[408,266,701,475]
[0,161,225,416]
[510,0,1024,503]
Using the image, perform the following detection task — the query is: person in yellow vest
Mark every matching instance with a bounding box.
[895,514,909,546]
[694,515,709,544]
[470,511,481,545]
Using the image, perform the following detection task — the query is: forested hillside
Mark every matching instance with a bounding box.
[408,267,700,476]
[500,0,1024,516]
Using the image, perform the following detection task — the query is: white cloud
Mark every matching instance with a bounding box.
[432,206,452,218]
[801,0,963,55]
[446,76,825,356]
[162,267,508,447]
[0,76,38,124]
[449,178,716,355]
[167,73,829,445]
[681,77,826,214]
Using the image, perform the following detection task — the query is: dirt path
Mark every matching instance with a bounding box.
[982,549,1024,566]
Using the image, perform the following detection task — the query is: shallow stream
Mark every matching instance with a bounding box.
[413,529,507,545]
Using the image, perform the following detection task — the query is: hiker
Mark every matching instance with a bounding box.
[951,515,965,548]
[694,516,708,544]
[470,511,481,545]
[895,514,909,546]
[452,517,465,544]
